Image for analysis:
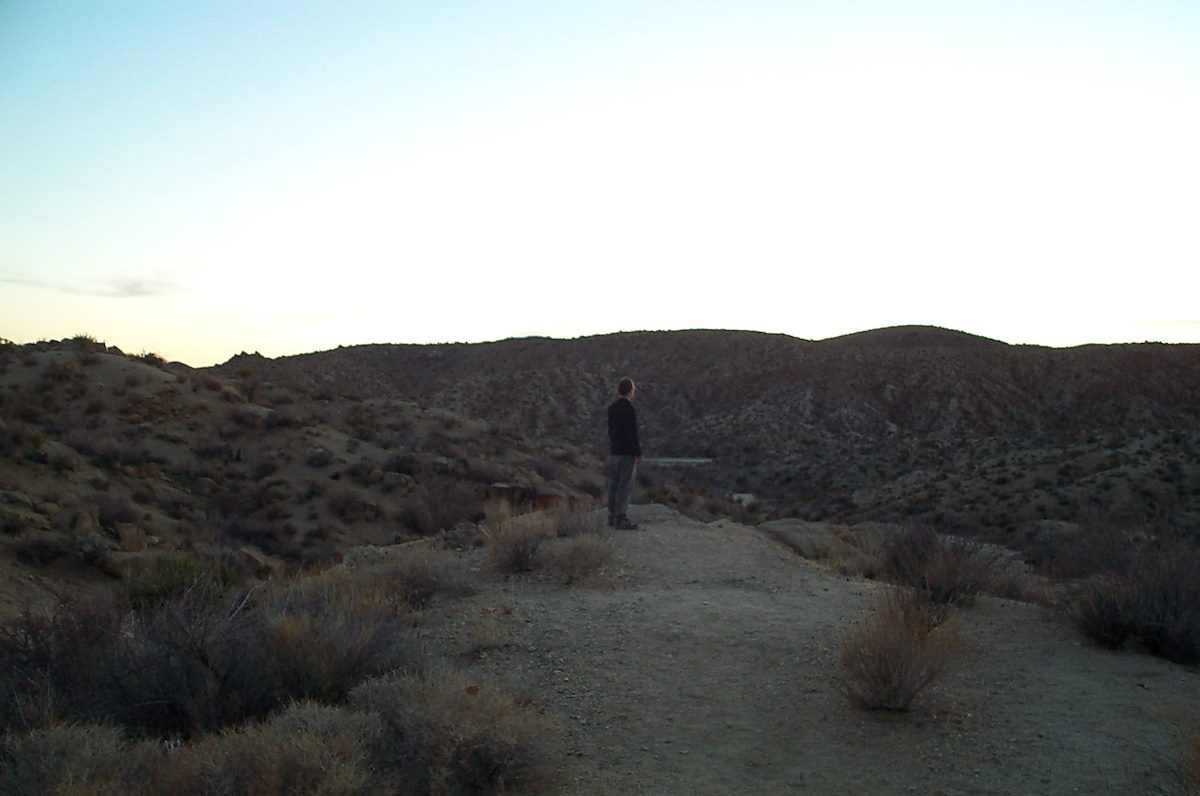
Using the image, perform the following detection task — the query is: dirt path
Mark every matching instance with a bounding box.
[425,505,1198,795]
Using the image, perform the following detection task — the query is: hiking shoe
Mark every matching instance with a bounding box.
[614,518,639,530]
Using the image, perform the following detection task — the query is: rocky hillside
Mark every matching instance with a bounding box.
[1,327,1197,612]
[212,326,1200,549]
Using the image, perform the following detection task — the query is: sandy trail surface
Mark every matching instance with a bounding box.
[425,505,1197,795]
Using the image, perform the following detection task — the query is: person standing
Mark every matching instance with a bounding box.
[607,378,642,529]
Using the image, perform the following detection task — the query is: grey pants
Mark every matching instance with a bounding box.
[607,455,637,521]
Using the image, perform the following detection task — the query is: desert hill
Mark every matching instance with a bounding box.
[0,326,1197,610]
[211,326,1200,563]
[0,331,1199,793]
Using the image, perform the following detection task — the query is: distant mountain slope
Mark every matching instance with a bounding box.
[210,327,1200,538]
[214,327,1200,451]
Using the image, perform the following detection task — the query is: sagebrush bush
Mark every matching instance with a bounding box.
[0,595,127,733]
[840,588,957,711]
[255,571,414,704]
[1128,544,1200,665]
[350,669,558,794]
[370,547,473,609]
[1075,541,1200,665]
[151,702,381,795]
[1074,577,1136,649]
[544,535,614,585]
[882,525,1003,606]
[0,722,160,796]
[0,569,416,740]
[486,520,553,574]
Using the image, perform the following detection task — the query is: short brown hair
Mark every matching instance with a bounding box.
[617,378,635,397]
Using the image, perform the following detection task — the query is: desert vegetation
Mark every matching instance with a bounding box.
[0,539,566,793]
[839,587,957,711]
[2,332,1199,792]
[1073,536,1200,665]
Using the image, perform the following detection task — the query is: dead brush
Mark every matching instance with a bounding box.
[150,702,382,796]
[882,525,1005,606]
[839,587,957,712]
[544,535,615,585]
[0,722,160,796]
[552,506,605,538]
[482,506,555,574]
[255,570,414,703]
[349,668,559,794]
[1073,576,1136,649]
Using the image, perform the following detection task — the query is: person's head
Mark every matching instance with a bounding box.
[617,378,635,398]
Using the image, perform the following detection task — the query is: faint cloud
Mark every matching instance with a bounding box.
[0,275,182,297]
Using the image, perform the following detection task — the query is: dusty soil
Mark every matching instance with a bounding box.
[424,505,1199,795]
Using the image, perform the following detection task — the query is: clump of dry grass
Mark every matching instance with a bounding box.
[544,535,615,585]
[350,669,559,794]
[840,587,957,712]
[483,506,555,574]
[371,546,474,609]
[553,506,605,538]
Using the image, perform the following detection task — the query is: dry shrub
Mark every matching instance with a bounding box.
[350,669,558,795]
[425,477,483,533]
[153,702,381,796]
[0,723,160,796]
[327,488,381,523]
[370,547,473,609]
[0,595,128,733]
[484,510,555,574]
[1127,544,1200,665]
[0,570,413,741]
[93,585,271,738]
[1181,731,1200,796]
[123,553,222,610]
[544,535,614,585]
[553,506,605,538]
[882,525,1004,606]
[255,571,414,704]
[1074,542,1200,665]
[1074,577,1136,649]
[840,588,957,711]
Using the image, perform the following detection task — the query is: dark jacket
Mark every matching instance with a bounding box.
[607,397,641,456]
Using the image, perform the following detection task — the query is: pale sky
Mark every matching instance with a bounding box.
[2,1,1198,366]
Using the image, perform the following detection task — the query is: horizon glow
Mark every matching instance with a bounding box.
[2,1,1198,366]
